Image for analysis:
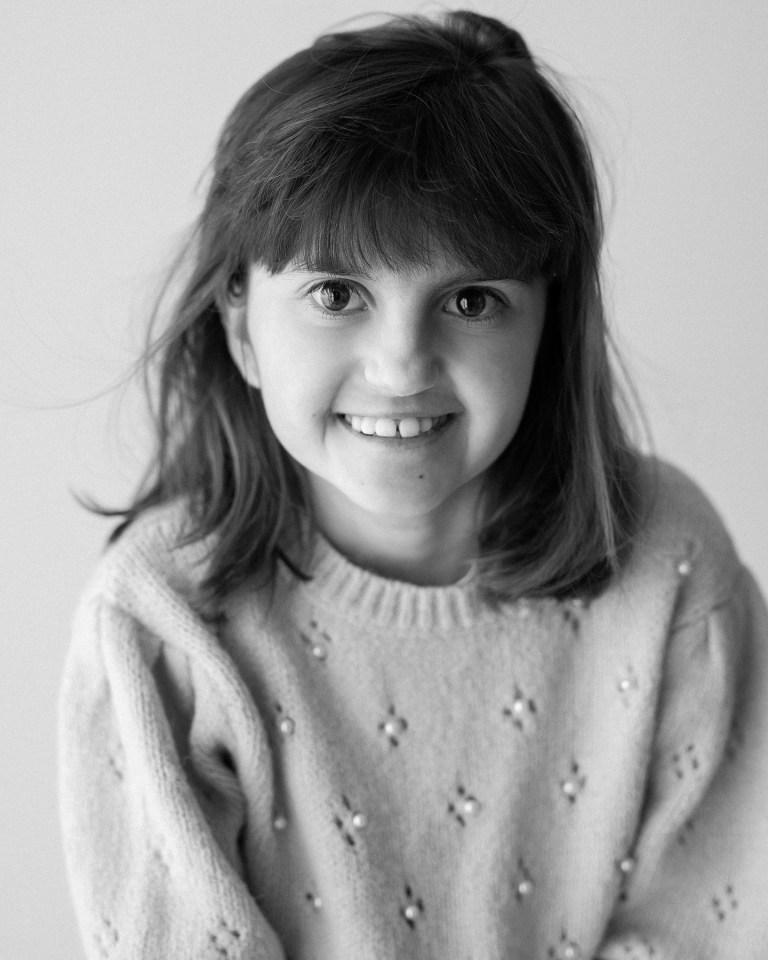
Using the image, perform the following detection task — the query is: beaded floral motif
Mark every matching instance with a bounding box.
[401,884,425,929]
[305,892,323,912]
[299,619,333,663]
[671,743,701,779]
[447,784,482,826]
[547,930,582,959]
[674,540,695,580]
[93,917,118,958]
[611,934,658,959]
[502,687,537,734]
[615,852,637,903]
[274,702,296,738]
[617,855,636,876]
[332,794,368,849]
[208,918,242,959]
[379,705,408,747]
[273,813,288,832]
[560,761,586,804]
[562,605,581,636]
[711,884,739,922]
[513,858,535,901]
[617,666,639,703]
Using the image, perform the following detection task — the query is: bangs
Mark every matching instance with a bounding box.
[228,69,578,280]
[251,174,555,281]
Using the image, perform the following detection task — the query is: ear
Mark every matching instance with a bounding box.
[221,288,261,389]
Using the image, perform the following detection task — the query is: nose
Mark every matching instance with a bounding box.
[362,313,439,397]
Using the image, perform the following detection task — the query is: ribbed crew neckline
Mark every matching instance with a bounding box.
[289,533,488,632]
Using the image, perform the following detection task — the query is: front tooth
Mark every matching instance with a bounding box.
[419,417,433,433]
[374,418,398,437]
[398,417,420,438]
[360,417,377,435]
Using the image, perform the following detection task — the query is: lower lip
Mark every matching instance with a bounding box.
[335,414,455,447]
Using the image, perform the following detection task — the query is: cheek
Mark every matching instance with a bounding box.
[254,347,341,457]
[461,338,540,463]
[471,340,538,416]
[255,324,347,397]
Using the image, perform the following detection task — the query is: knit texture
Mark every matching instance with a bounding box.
[59,460,768,959]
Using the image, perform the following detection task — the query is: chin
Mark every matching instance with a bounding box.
[350,484,463,523]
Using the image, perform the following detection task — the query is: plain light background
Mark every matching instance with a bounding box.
[2,0,766,954]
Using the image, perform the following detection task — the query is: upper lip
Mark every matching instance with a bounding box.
[337,411,456,419]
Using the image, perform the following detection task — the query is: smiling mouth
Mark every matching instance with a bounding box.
[339,413,452,438]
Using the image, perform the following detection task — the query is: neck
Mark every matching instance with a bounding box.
[310,482,482,586]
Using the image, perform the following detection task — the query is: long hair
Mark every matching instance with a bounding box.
[102,10,642,603]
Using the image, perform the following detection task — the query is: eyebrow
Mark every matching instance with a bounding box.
[285,262,525,286]
[438,271,523,286]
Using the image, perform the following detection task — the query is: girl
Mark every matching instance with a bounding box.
[59,11,768,960]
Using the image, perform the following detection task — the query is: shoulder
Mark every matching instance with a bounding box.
[635,457,736,561]
[69,501,250,694]
[80,499,216,621]
[622,456,743,621]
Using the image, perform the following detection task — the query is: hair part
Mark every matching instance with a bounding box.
[97,10,643,605]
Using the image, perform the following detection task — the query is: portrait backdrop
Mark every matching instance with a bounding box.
[2,0,766,955]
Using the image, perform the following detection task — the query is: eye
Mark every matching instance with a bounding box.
[445,286,505,321]
[309,279,365,314]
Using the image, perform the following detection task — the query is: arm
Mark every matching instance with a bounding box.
[597,569,768,959]
[59,594,286,960]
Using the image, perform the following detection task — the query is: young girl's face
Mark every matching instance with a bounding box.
[225,251,546,548]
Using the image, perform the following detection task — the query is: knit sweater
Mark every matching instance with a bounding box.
[59,460,768,960]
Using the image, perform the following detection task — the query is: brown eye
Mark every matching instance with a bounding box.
[317,280,353,311]
[456,287,489,317]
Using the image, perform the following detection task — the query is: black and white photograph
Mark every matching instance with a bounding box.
[3,1,767,956]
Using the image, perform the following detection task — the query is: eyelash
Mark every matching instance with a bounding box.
[307,278,508,323]
[449,287,506,325]
[307,278,366,318]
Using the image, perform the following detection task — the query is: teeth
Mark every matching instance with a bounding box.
[374,418,398,438]
[343,414,448,438]
[398,417,421,439]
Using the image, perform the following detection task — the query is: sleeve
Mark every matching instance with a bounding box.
[58,593,287,960]
[596,568,768,960]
